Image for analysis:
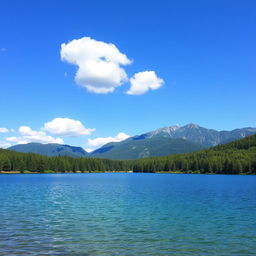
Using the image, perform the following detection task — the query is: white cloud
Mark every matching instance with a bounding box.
[0,128,9,133]
[0,141,11,148]
[6,126,64,144]
[127,71,164,95]
[43,117,95,137]
[84,148,94,153]
[87,132,129,148]
[5,137,19,142]
[61,37,131,93]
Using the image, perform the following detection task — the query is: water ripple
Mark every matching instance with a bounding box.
[0,173,255,255]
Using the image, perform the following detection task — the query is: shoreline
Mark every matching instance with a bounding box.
[0,170,254,175]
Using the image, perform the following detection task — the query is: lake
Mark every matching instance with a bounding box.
[0,173,255,255]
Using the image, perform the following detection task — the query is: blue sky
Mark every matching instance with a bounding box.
[0,0,255,150]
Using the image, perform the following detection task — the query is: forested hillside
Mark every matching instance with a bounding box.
[131,134,256,174]
[1,134,256,174]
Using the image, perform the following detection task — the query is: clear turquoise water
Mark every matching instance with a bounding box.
[0,173,255,256]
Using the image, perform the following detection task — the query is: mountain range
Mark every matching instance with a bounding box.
[9,143,89,158]
[8,123,256,160]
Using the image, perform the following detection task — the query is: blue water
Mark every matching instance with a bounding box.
[0,173,255,255]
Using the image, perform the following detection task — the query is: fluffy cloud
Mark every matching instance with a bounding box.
[83,148,94,153]
[61,37,131,93]
[0,128,9,133]
[0,141,11,148]
[127,71,164,95]
[6,126,63,144]
[43,118,95,137]
[87,132,129,148]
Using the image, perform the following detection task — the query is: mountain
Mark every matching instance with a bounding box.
[146,123,256,147]
[90,137,204,160]
[91,123,256,159]
[8,143,89,158]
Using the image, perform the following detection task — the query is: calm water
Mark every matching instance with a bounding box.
[0,173,255,256]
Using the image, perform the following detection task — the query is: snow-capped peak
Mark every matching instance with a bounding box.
[148,125,180,138]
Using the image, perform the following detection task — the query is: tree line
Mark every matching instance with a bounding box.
[1,134,256,174]
[131,134,256,174]
[0,150,127,173]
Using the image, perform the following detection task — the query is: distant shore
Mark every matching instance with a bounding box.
[0,170,134,174]
[0,170,254,175]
